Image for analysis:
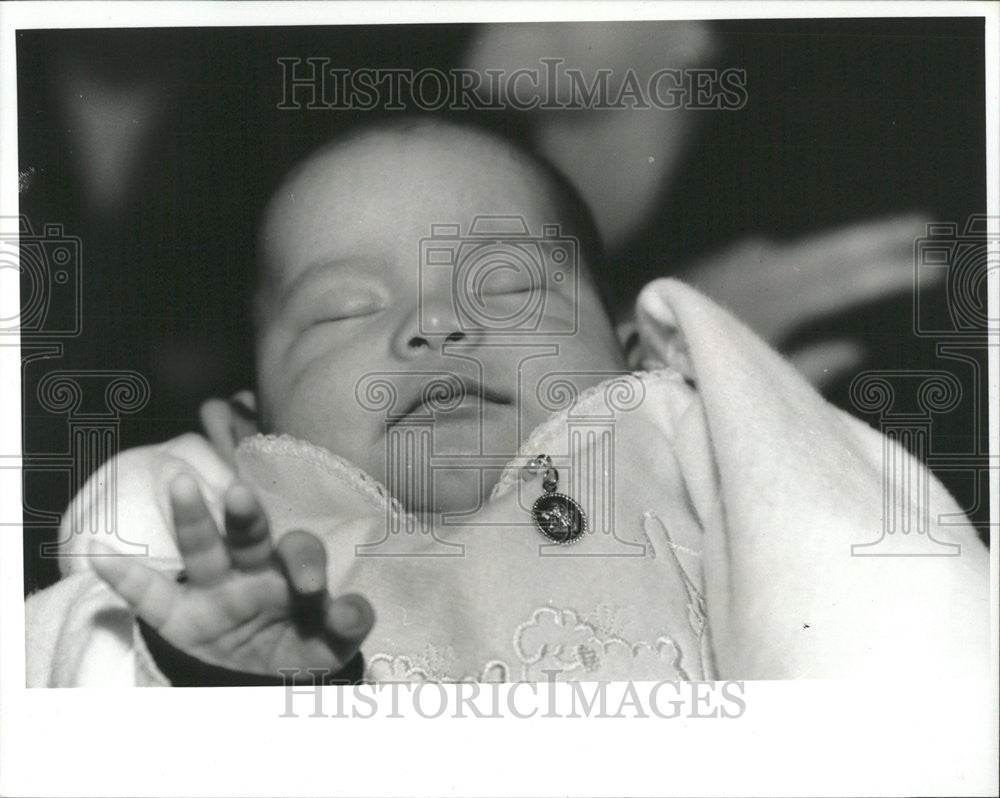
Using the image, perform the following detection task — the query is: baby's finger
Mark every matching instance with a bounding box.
[199,398,238,465]
[274,529,328,597]
[169,473,230,586]
[223,482,273,571]
[89,540,180,630]
[322,593,376,660]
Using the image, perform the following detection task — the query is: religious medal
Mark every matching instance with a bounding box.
[524,454,587,544]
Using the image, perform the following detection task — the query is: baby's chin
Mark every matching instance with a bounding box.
[373,405,525,514]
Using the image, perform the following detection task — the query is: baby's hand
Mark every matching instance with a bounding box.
[91,474,373,679]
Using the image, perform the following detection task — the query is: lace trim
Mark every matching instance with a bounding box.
[490,367,688,501]
[366,652,510,684]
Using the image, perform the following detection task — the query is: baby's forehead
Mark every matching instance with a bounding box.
[271,124,558,220]
[259,124,573,281]
[320,122,534,172]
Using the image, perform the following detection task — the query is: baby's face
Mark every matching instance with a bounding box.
[254,127,625,513]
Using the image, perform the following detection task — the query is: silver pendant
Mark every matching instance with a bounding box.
[525,455,587,544]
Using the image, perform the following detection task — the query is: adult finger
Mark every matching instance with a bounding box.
[223,482,273,571]
[788,338,866,390]
[169,473,230,586]
[803,214,928,260]
[789,253,922,325]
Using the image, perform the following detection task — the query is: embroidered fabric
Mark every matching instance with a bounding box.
[643,512,711,679]
[366,602,702,683]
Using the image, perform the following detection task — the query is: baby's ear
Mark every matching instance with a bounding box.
[198,390,261,467]
[614,316,646,372]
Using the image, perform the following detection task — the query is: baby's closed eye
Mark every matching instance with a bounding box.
[298,286,388,327]
[470,262,543,297]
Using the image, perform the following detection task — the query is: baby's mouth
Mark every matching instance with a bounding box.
[392,376,511,424]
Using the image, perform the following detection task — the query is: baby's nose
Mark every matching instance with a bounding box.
[392,305,482,359]
[405,329,466,352]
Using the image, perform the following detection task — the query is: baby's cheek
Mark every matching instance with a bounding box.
[272,382,368,453]
[516,357,609,421]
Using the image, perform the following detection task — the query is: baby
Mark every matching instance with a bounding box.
[25,118,989,686]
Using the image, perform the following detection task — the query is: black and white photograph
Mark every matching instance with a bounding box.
[1,2,997,796]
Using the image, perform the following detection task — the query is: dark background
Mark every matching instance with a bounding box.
[18,19,988,593]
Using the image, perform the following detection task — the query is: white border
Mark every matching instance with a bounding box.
[1,3,997,797]
[0,0,997,26]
